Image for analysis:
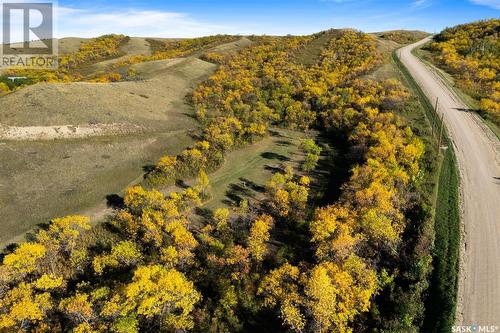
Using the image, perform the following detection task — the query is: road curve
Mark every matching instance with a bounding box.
[398,37,500,326]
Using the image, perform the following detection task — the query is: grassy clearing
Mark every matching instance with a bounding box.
[161,128,308,210]
[365,38,400,81]
[202,37,254,57]
[393,48,461,332]
[206,129,307,209]
[292,32,335,66]
[207,130,303,208]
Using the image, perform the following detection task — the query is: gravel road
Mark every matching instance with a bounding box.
[398,37,500,327]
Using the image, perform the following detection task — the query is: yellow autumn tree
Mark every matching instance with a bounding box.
[59,293,95,325]
[310,205,362,262]
[124,265,201,330]
[305,256,378,333]
[165,218,199,266]
[0,283,52,330]
[93,241,142,275]
[258,263,305,332]
[3,243,46,277]
[266,169,310,218]
[248,214,274,262]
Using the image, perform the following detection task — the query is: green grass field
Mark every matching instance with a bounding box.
[205,129,307,209]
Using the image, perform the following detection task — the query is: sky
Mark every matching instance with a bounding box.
[2,0,500,40]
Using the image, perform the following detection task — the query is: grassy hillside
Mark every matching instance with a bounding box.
[0,57,214,128]
[0,37,247,247]
[0,132,193,247]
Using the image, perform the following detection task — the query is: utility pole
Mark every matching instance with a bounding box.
[438,112,445,151]
[432,97,439,137]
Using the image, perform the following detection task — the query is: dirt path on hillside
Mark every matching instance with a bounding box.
[399,37,500,326]
[0,123,144,140]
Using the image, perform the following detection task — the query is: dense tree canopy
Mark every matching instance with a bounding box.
[0,29,428,332]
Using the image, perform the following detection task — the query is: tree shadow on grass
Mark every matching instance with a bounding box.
[181,112,198,120]
[268,130,283,137]
[194,207,213,220]
[261,152,290,161]
[142,164,156,174]
[239,177,265,193]
[223,181,258,206]
[275,140,292,146]
[175,179,190,189]
[106,194,124,209]
[1,243,19,259]
[223,193,243,207]
[228,183,254,198]
[264,165,284,173]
